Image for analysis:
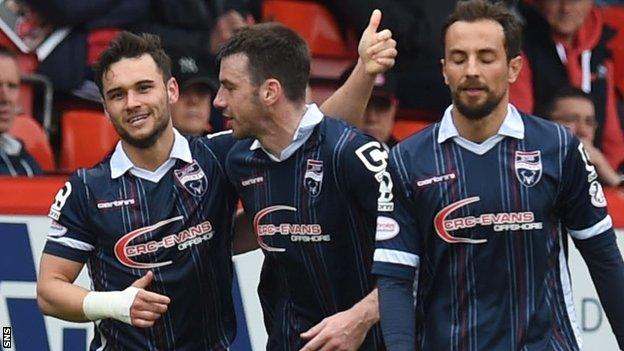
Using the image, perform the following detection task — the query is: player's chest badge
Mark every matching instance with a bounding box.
[304,159,323,197]
[174,160,208,197]
[515,150,542,187]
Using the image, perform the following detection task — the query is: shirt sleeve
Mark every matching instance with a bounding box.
[559,136,624,347]
[378,274,416,351]
[372,145,421,281]
[43,172,96,263]
[339,133,389,217]
[558,136,612,239]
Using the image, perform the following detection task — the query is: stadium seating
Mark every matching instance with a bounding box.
[8,114,55,172]
[262,0,356,80]
[392,119,431,141]
[59,109,118,172]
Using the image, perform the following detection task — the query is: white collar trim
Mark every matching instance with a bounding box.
[109,128,192,182]
[437,104,524,155]
[250,103,324,162]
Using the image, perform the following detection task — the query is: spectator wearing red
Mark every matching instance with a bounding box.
[511,0,624,171]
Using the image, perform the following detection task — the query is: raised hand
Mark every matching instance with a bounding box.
[358,9,398,75]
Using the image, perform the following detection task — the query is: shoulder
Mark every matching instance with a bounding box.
[520,112,576,149]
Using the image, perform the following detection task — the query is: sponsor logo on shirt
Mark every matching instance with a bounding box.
[434,196,543,244]
[114,216,214,269]
[96,198,136,210]
[48,220,68,237]
[515,150,542,187]
[416,172,456,187]
[174,160,207,197]
[242,176,264,187]
[254,205,330,252]
[375,216,400,241]
[304,159,323,197]
[589,181,607,208]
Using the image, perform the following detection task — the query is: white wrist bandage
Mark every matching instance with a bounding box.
[82,287,140,325]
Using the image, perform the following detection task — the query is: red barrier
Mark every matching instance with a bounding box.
[0,176,622,228]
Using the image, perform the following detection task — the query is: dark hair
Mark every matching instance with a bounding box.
[538,86,593,117]
[216,22,310,103]
[442,0,522,60]
[0,45,17,60]
[94,31,172,96]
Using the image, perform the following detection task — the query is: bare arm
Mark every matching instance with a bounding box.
[37,253,170,327]
[319,9,397,126]
[300,288,379,351]
[37,253,90,322]
[233,208,259,254]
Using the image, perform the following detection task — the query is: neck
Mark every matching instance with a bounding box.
[122,126,175,171]
[258,103,307,158]
[452,100,508,143]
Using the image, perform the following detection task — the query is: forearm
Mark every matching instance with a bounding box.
[575,230,624,348]
[351,287,379,329]
[319,59,375,126]
[378,275,415,350]
[37,277,90,322]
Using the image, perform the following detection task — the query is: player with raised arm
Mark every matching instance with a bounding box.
[217,10,396,351]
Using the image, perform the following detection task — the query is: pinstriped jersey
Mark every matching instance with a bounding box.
[373,105,614,350]
[43,131,238,350]
[226,116,385,351]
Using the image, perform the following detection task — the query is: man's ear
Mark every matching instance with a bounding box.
[508,55,523,84]
[167,77,180,104]
[262,78,281,106]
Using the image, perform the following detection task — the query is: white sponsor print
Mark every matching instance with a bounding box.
[96,198,135,209]
[48,220,68,237]
[375,216,400,241]
[589,181,607,208]
[355,141,388,173]
[376,170,394,212]
[48,182,72,221]
[242,176,264,187]
[578,143,598,183]
[416,172,456,187]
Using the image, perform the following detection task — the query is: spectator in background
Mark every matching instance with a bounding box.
[0,46,42,176]
[511,0,624,172]
[18,0,150,101]
[135,0,258,79]
[542,86,624,187]
[320,0,517,120]
[168,49,218,136]
[340,65,399,149]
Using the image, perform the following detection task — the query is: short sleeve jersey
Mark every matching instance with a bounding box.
[44,131,239,350]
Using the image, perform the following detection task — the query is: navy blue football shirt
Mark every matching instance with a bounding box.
[226,104,385,350]
[373,105,624,350]
[44,129,239,350]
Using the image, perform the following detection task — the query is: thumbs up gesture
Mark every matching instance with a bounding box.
[357,9,397,75]
[129,271,171,328]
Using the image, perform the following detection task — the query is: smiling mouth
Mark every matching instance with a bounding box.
[128,113,149,124]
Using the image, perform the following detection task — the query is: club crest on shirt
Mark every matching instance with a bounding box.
[304,159,323,197]
[515,150,542,187]
[174,160,207,197]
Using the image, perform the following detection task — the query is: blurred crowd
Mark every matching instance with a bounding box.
[0,0,623,187]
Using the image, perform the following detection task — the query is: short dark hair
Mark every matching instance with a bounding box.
[94,31,172,96]
[442,0,522,60]
[216,22,310,103]
[0,45,17,60]
[538,86,594,117]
